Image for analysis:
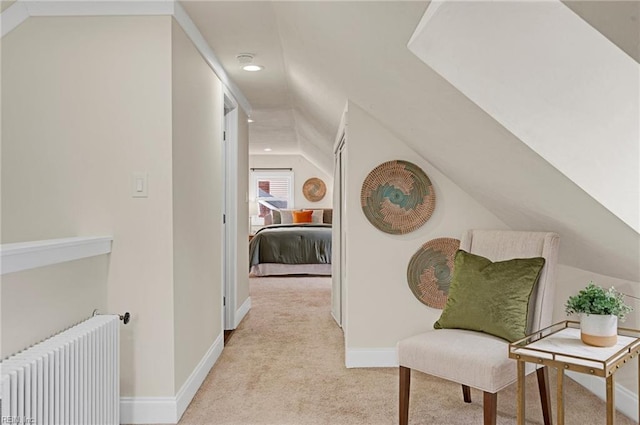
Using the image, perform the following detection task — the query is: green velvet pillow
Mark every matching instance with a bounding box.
[434,250,545,342]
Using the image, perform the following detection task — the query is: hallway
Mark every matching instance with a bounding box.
[178,277,634,425]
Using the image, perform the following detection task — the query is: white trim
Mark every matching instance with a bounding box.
[0,0,252,115]
[345,347,398,369]
[223,98,239,331]
[0,236,112,275]
[1,0,29,37]
[175,333,224,421]
[332,102,348,154]
[234,296,251,328]
[566,371,639,423]
[331,311,342,329]
[119,396,177,425]
[331,109,347,327]
[119,333,224,424]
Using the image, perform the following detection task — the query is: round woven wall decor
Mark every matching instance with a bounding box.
[407,238,460,309]
[360,160,435,234]
[303,177,327,202]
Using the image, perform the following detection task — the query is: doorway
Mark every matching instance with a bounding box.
[223,94,239,330]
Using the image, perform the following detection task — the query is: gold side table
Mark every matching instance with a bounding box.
[509,321,640,425]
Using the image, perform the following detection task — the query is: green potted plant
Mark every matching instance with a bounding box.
[565,282,633,347]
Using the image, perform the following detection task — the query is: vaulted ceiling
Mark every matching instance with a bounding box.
[184,1,639,281]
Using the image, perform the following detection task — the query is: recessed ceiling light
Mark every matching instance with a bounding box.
[236,53,264,72]
[264,148,272,152]
[247,118,254,123]
[243,64,264,72]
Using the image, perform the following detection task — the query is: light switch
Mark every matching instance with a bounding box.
[132,172,148,198]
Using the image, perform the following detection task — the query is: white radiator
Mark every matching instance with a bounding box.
[0,315,119,425]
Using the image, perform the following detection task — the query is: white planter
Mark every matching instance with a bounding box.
[580,314,618,347]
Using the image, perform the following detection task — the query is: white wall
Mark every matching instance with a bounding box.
[1,15,249,414]
[341,100,640,410]
[1,16,176,397]
[343,101,509,354]
[249,154,333,209]
[1,256,108,358]
[171,19,223,392]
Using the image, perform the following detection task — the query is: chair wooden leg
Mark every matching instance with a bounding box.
[399,366,411,425]
[536,367,553,425]
[462,384,472,403]
[483,391,497,425]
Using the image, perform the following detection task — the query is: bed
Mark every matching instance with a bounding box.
[249,209,332,276]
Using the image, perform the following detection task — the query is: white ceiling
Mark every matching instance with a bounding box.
[180,0,639,281]
[181,1,358,165]
[182,1,639,163]
[182,1,298,155]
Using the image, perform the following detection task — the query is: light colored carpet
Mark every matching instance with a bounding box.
[179,276,635,425]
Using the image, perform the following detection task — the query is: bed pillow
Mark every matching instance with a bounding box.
[322,209,333,224]
[271,210,281,224]
[292,210,314,223]
[311,209,324,224]
[279,209,293,224]
[434,250,545,342]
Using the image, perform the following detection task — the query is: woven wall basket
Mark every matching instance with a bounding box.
[361,160,435,235]
[407,238,460,309]
[303,177,327,202]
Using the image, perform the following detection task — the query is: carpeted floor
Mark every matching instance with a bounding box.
[179,276,635,425]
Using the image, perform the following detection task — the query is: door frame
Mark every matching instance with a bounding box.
[332,106,348,329]
[223,92,239,331]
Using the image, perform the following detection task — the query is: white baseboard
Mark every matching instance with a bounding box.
[120,332,224,424]
[331,311,342,328]
[567,371,638,422]
[345,347,398,368]
[120,396,177,425]
[175,333,224,420]
[234,296,251,328]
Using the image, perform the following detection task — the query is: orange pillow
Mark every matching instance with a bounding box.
[292,210,313,223]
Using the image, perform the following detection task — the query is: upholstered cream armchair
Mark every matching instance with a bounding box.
[398,230,559,425]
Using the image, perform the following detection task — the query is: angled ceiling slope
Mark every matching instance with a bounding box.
[408,0,640,234]
[180,1,335,173]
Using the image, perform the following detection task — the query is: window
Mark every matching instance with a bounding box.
[250,171,294,219]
